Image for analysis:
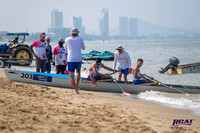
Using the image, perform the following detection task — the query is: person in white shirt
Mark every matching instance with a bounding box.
[113,46,131,82]
[30,32,48,72]
[53,38,68,74]
[64,28,86,94]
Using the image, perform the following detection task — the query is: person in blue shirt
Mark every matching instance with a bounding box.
[45,36,52,73]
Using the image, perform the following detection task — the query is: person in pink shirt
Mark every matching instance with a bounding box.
[53,38,68,74]
[30,32,48,72]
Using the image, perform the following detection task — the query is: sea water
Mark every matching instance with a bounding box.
[81,39,200,115]
[7,39,200,115]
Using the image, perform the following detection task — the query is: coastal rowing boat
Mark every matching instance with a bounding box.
[4,69,200,94]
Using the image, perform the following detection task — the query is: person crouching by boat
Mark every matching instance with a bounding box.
[53,38,68,74]
[132,58,151,84]
[113,46,131,82]
[45,36,52,73]
[88,58,117,89]
[30,32,49,72]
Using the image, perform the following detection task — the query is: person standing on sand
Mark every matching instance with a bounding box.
[53,38,68,74]
[45,36,52,73]
[64,28,86,94]
[30,32,49,72]
[113,46,131,82]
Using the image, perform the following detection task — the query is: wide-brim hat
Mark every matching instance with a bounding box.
[70,28,80,35]
[116,46,124,50]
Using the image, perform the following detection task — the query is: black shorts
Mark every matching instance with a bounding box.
[56,65,66,74]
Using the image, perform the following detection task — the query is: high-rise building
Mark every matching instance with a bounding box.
[51,9,63,29]
[129,18,138,37]
[98,9,109,39]
[119,17,129,36]
[98,19,103,36]
[73,16,85,36]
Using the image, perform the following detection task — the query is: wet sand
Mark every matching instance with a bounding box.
[0,70,199,133]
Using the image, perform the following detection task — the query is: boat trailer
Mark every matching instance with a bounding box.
[0,56,32,68]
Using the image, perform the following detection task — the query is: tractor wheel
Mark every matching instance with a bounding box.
[13,46,33,66]
[0,60,6,68]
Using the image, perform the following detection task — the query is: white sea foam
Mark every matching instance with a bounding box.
[138,90,200,115]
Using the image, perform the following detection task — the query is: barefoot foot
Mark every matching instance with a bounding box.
[91,84,98,89]
[74,89,80,94]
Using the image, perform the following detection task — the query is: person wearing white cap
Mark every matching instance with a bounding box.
[45,36,52,73]
[64,28,86,94]
[113,46,131,82]
[53,38,68,74]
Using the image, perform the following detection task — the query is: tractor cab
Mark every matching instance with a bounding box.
[6,32,29,47]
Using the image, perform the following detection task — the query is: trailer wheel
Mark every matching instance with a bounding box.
[13,46,33,66]
[0,60,6,68]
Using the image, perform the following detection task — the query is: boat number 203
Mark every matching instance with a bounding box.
[21,73,33,79]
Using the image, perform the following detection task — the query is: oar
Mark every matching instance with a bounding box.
[144,75,193,96]
[108,74,131,96]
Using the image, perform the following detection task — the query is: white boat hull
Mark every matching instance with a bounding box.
[4,69,200,94]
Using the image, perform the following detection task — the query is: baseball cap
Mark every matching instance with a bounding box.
[40,32,46,36]
[58,38,65,43]
[45,36,50,40]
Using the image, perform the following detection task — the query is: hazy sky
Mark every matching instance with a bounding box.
[0,0,200,33]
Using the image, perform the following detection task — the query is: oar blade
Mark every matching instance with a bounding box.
[184,93,193,96]
[122,91,131,96]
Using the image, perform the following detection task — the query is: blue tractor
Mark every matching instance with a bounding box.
[0,33,33,68]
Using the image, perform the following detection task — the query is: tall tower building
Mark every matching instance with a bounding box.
[98,19,103,36]
[129,18,138,37]
[73,16,85,36]
[98,9,109,39]
[51,9,63,29]
[119,17,129,36]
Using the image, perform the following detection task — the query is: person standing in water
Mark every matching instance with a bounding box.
[113,46,131,82]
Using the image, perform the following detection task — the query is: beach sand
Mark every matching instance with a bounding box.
[0,70,199,133]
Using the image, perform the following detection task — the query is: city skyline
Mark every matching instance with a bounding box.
[73,16,85,36]
[0,0,200,34]
[51,9,63,29]
[48,8,192,38]
[98,9,109,38]
[119,17,129,36]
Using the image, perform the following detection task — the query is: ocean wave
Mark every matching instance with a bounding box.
[138,90,200,110]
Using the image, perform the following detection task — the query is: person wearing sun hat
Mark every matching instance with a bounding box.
[64,27,86,94]
[53,38,68,74]
[113,45,131,82]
